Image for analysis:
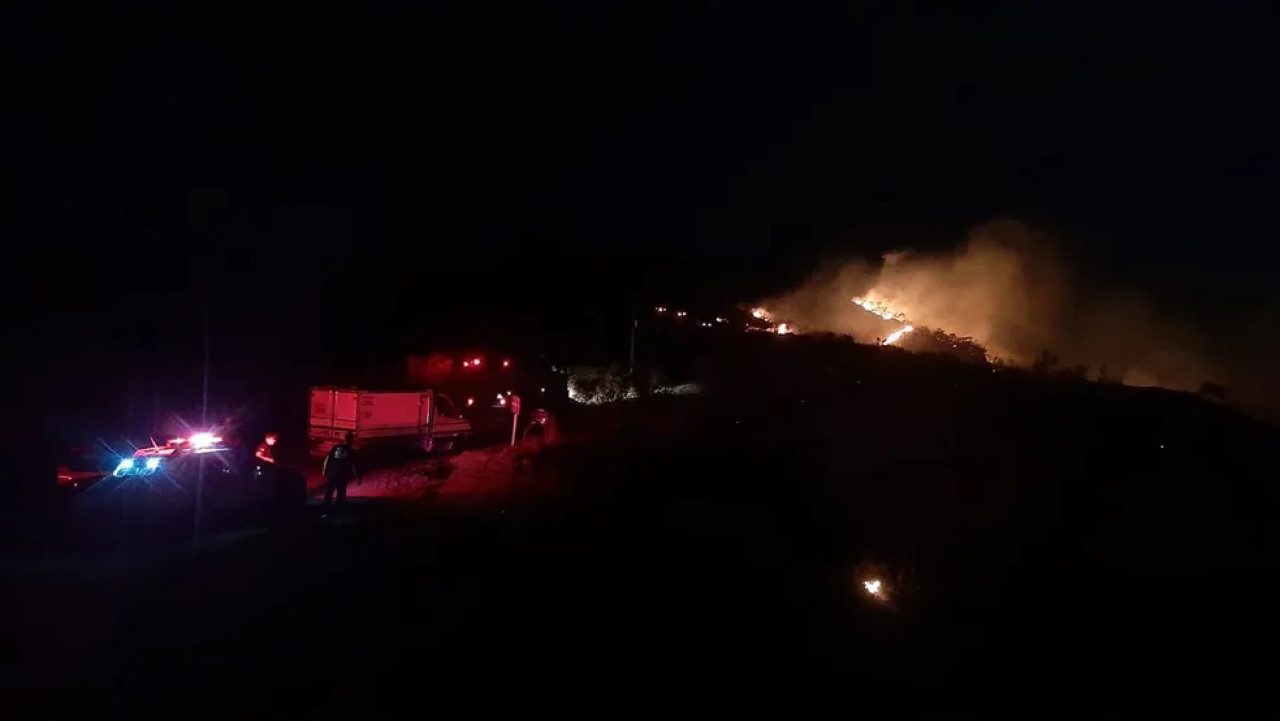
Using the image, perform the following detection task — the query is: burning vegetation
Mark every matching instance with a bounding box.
[644,213,1276,414]
[741,296,987,366]
[750,218,1237,397]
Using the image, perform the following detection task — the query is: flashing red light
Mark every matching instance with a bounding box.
[466,397,475,407]
[462,360,470,367]
[472,357,483,366]
[189,432,222,448]
[497,397,507,406]
[502,359,510,368]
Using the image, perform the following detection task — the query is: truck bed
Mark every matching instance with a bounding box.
[308,387,434,445]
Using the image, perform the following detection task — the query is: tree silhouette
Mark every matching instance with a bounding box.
[1032,350,1058,376]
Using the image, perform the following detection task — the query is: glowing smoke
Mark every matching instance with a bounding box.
[757,218,1225,393]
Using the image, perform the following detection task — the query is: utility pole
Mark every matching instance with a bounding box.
[191,302,210,560]
[628,296,637,378]
[201,304,210,428]
[186,190,218,563]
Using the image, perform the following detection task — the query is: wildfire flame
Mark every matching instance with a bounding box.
[852,297,916,346]
[882,325,914,345]
[747,307,793,334]
[853,297,903,321]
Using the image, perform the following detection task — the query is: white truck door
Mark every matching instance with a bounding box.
[310,388,358,435]
[308,388,335,430]
[308,387,359,455]
[333,390,359,431]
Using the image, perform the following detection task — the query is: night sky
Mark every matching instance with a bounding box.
[10,2,1280,415]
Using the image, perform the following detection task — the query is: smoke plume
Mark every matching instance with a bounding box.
[758,218,1225,393]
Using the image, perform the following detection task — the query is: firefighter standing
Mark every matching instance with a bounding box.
[254,431,278,480]
[522,407,555,445]
[321,431,360,517]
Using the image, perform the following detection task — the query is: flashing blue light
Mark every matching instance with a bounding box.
[144,457,161,470]
[116,458,134,471]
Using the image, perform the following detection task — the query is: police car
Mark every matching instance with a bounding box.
[106,430,306,515]
[111,432,232,480]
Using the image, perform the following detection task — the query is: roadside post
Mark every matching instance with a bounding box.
[510,394,521,446]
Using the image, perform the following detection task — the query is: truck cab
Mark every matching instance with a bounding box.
[431,392,472,441]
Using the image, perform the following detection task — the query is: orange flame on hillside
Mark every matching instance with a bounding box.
[852,297,916,346]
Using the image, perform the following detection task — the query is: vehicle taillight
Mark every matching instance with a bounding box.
[502,359,510,368]
[466,397,475,407]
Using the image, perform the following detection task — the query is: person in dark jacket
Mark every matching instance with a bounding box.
[321,431,360,517]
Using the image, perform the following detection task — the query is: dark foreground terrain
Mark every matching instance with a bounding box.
[4,361,1277,712]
